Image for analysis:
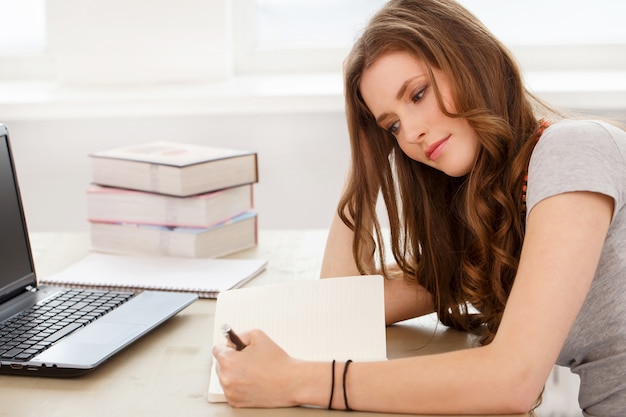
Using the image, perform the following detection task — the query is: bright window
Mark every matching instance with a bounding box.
[255,0,385,49]
[237,0,626,74]
[233,0,386,74]
[0,0,46,54]
[1,0,625,81]
[461,0,626,45]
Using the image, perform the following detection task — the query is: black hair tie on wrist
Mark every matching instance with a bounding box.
[328,360,336,410]
[343,359,353,411]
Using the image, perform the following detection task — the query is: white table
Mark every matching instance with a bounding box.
[0,230,525,417]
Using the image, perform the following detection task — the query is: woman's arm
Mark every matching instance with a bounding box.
[320,207,434,323]
[320,206,363,278]
[336,191,613,414]
[214,191,613,413]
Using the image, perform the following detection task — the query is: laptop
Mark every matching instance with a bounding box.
[0,123,198,377]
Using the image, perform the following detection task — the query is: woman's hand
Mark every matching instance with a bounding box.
[212,329,301,408]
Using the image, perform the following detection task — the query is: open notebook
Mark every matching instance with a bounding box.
[208,275,387,403]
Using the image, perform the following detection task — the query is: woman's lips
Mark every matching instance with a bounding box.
[425,136,450,161]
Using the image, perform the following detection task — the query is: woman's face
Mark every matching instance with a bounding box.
[359,50,480,177]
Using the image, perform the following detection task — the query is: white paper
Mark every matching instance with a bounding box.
[40,252,267,297]
[208,275,387,402]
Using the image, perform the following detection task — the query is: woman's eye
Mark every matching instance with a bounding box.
[411,87,426,102]
[387,121,400,134]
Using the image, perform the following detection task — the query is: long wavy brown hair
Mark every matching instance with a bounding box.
[341,0,557,345]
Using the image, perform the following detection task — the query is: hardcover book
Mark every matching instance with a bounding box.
[90,211,258,259]
[90,141,258,197]
[86,184,254,227]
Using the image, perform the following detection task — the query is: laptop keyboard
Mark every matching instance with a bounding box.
[0,289,135,362]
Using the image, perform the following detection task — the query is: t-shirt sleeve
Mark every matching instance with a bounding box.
[525,120,626,222]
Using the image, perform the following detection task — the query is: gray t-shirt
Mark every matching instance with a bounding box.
[526,119,626,416]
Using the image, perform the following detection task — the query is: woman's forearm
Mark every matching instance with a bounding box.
[292,345,532,414]
[320,208,362,278]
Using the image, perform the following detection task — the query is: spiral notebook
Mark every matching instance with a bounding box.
[41,253,267,299]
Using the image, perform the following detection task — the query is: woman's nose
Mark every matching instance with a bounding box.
[402,126,426,144]
[400,114,427,144]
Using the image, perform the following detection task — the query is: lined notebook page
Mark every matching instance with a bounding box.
[208,275,387,403]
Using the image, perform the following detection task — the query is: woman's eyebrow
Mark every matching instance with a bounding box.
[375,76,423,125]
[396,77,417,100]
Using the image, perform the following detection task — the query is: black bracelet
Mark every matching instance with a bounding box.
[328,360,336,410]
[343,359,353,411]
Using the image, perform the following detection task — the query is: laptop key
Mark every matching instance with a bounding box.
[0,289,135,363]
[1,347,24,359]
[15,353,33,361]
[43,322,83,343]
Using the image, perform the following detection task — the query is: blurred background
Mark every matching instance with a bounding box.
[0,0,624,234]
[2,1,624,414]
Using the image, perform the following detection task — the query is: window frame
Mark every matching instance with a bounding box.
[0,1,625,82]
[232,0,355,75]
[233,0,626,75]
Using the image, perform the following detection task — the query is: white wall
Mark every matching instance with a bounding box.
[5,111,351,232]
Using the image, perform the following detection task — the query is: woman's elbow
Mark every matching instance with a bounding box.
[482,346,549,414]
[494,365,548,414]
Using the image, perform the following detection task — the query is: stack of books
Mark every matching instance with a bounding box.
[86,141,259,258]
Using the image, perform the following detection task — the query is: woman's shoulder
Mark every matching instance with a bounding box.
[526,118,626,221]
[533,118,626,161]
[541,118,626,145]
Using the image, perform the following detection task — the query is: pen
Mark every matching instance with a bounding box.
[222,323,247,351]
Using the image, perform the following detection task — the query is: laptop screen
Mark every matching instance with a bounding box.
[0,125,37,303]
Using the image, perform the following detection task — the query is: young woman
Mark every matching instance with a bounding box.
[213,0,626,414]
